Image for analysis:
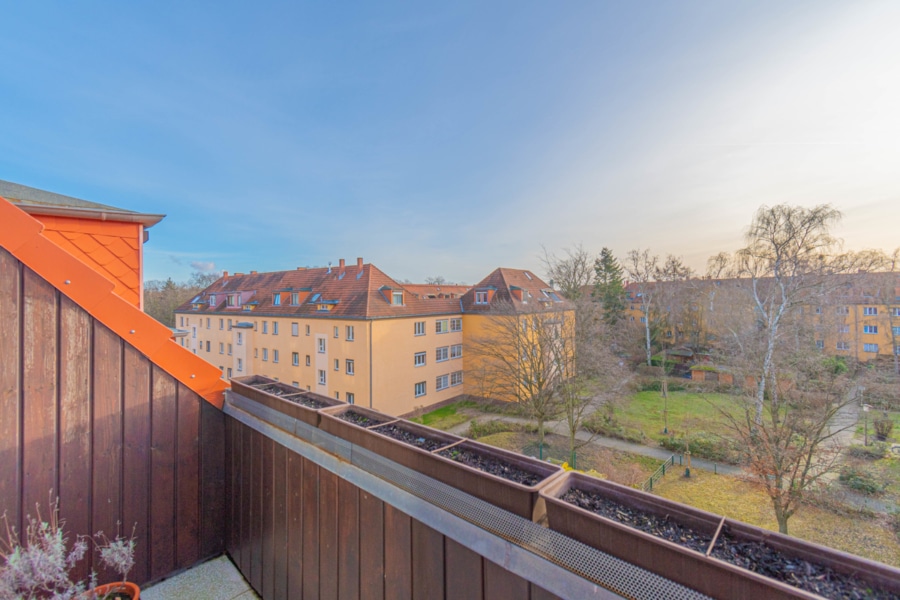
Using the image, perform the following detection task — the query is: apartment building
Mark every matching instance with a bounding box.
[175,260,570,415]
[622,272,900,363]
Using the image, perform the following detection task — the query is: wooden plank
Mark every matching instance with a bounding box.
[287,450,304,600]
[273,441,288,600]
[444,537,483,600]
[250,428,264,594]
[262,436,275,600]
[337,478,360,600]
[318,468,339,600]
[383,504,411,600]
[57,296,93,584]
[92,322,124,584]
[358,491,384,600]
[199,400,226,560]
[240,422,253,577]
[21,268,58,520]
[149,366,177,580]
[122,343,151,586]
[411,520,444,600]
[530,583,563,600]
[0,249,21,534]
[301,459,320,600]
[224,418,234,558]
[175,384,201,570]
[484,558,529,600]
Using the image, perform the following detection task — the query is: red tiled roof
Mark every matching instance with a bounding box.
[0,195,227,407]
[460,268,572,313]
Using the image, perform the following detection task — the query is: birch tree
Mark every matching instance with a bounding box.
[624,249,659,366]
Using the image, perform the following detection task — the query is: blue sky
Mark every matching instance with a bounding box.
[2,2,898,284]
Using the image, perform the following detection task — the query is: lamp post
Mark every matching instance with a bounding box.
[864,403,871,447]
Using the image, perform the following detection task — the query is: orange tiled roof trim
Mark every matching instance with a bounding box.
[0,195,226,407]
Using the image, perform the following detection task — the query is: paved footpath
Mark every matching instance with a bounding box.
[447,414,744,476]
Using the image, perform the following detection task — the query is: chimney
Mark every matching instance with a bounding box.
[235,272,244,276]
[357,257,364,269]
[223,271,228,278]
[250,271,257,275]
[339,258,345,270]
[297,267,306,270]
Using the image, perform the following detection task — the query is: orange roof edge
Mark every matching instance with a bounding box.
[0,196,227,408]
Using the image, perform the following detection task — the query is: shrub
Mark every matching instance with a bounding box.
[582,414,645,444]
[638,378,687,393]
[846,443,886,460]
[838,465,886,495]
[658,432,740,464]
[874,416,894,441]
[466,419,536,439]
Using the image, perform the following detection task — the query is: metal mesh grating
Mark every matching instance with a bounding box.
[226,395,712,600]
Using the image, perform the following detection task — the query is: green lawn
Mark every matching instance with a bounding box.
[612,390,745,439]
[409,400,477,430]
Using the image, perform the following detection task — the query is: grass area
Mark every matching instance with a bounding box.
[410,400,478,430]
[654,470,900,567]
[855,409,900,441]
[476,431,662,488]
[616,390,744,438]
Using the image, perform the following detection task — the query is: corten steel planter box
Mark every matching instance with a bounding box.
[230,375,344,427]
[319,406,562,519]
[540,472,900,600]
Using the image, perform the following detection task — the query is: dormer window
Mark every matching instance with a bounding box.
[209,294,216,306]
[392,291,403,306]
[291,292,299,305]
[273,293,281,306]
[227,294,238,307]
[475,291,488,305]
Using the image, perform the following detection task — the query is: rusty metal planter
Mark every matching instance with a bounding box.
[540,472,900,600]
[319,406,562,519]
[230,375,343,427]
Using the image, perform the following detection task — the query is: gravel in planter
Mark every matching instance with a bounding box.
[561,488,897,600]
[372,423,451,451]
[337,410,388,428]
[560,488,712,553]
[437,447,543,486]
[253,384,298,397]
[290,395,327,409]
[710,531,897,600]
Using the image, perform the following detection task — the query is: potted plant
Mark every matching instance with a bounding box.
[0,499,139,600]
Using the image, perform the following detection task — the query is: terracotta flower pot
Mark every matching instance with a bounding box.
[86,581,140,599]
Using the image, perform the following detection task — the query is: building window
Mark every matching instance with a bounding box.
[863,307,878,316]
[291,292,300,305]
[292,381,300,388]
[346,359,354,375]
[450,318,462,332]
[895,345,900,356]
[273,322,279,335]
[306,324,311,336]
[414,352,426,367]
[475,291,488,305]
[863,325,879,334]
[893,308,900,317]
[450,344,462,359]
[436,374,449,391]
[227,294,237,307]
[180,316,184,327]
[814,306,822,314]
[228,343,233,355]
[436,347,449,362]
[263,348,269,361]
[273,293,281,306]
[318,338,326,353]
[273,350,279,363]
[334,358,340,371]
[237,358,243,372]
[392,291,403,305]
[206,318,210,329]
[292,322,299,336]
[335,392,340,400]
[227,367,233,378]
[347,392,355,405]
[815,340,824,350]
[219,318,224,329]
[206,341,210,352]
[414,321,426,336]
[292,352,300,366]
[836,341,850,351]
[192,327,196,339]
[219,342,224,354]
[262,321,268,334]
[228,319,233,330]
[334,326,339,338]
[346,325,355,341]
[451,371,463,386]
[864,343,879,353]
[414,381,426,397]
[893,326,900,336]
[254,348,259,358]
[436,319,449,334]
[318,370,326,385]
[306,355,311,366]
[837,324,850,333]
[237,332,243,345]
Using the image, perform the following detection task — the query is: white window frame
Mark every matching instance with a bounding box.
[273,322,279,335]
[450,318,462,332]
[436,346,449,362]
[292,352,300,366]
[262,321,268,334]
[436,374,449,391]
[475,291,488,304]
[414,352,426,367]
[451,371,463,386]
[318,338,326,353]
[436,319,449,334]
[450,344,462,359]
[334,358,340,371]
[346,359,355,375]
[346,325,355,341]
[262,348,269,361]
[414,381,426,397]
[318,370,326,385]
[414,321,426,336]
[863,325,879,334]
[863,343,879,353]
[273,349,279,363]
[292,322,299,336]
[863,307,878,316]
[273,293,281,306]
[237,358,243,372]
[334,326,339,338]
[836,341,850,351]
[347,392,355,405]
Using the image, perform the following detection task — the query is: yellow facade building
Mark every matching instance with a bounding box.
[175,259,571,415]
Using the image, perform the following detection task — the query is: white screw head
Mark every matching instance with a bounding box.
[64,280,71,285]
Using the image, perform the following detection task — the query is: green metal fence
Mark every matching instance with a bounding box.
[641,454,676,492]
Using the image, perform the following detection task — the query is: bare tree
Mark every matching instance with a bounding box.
[467,302,571,455]
[541,244,594,300]
[144,270,222,327]
[424,275,447,285]
[624,249,659,365]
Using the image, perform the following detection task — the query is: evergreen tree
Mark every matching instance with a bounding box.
[593,247,626,325]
